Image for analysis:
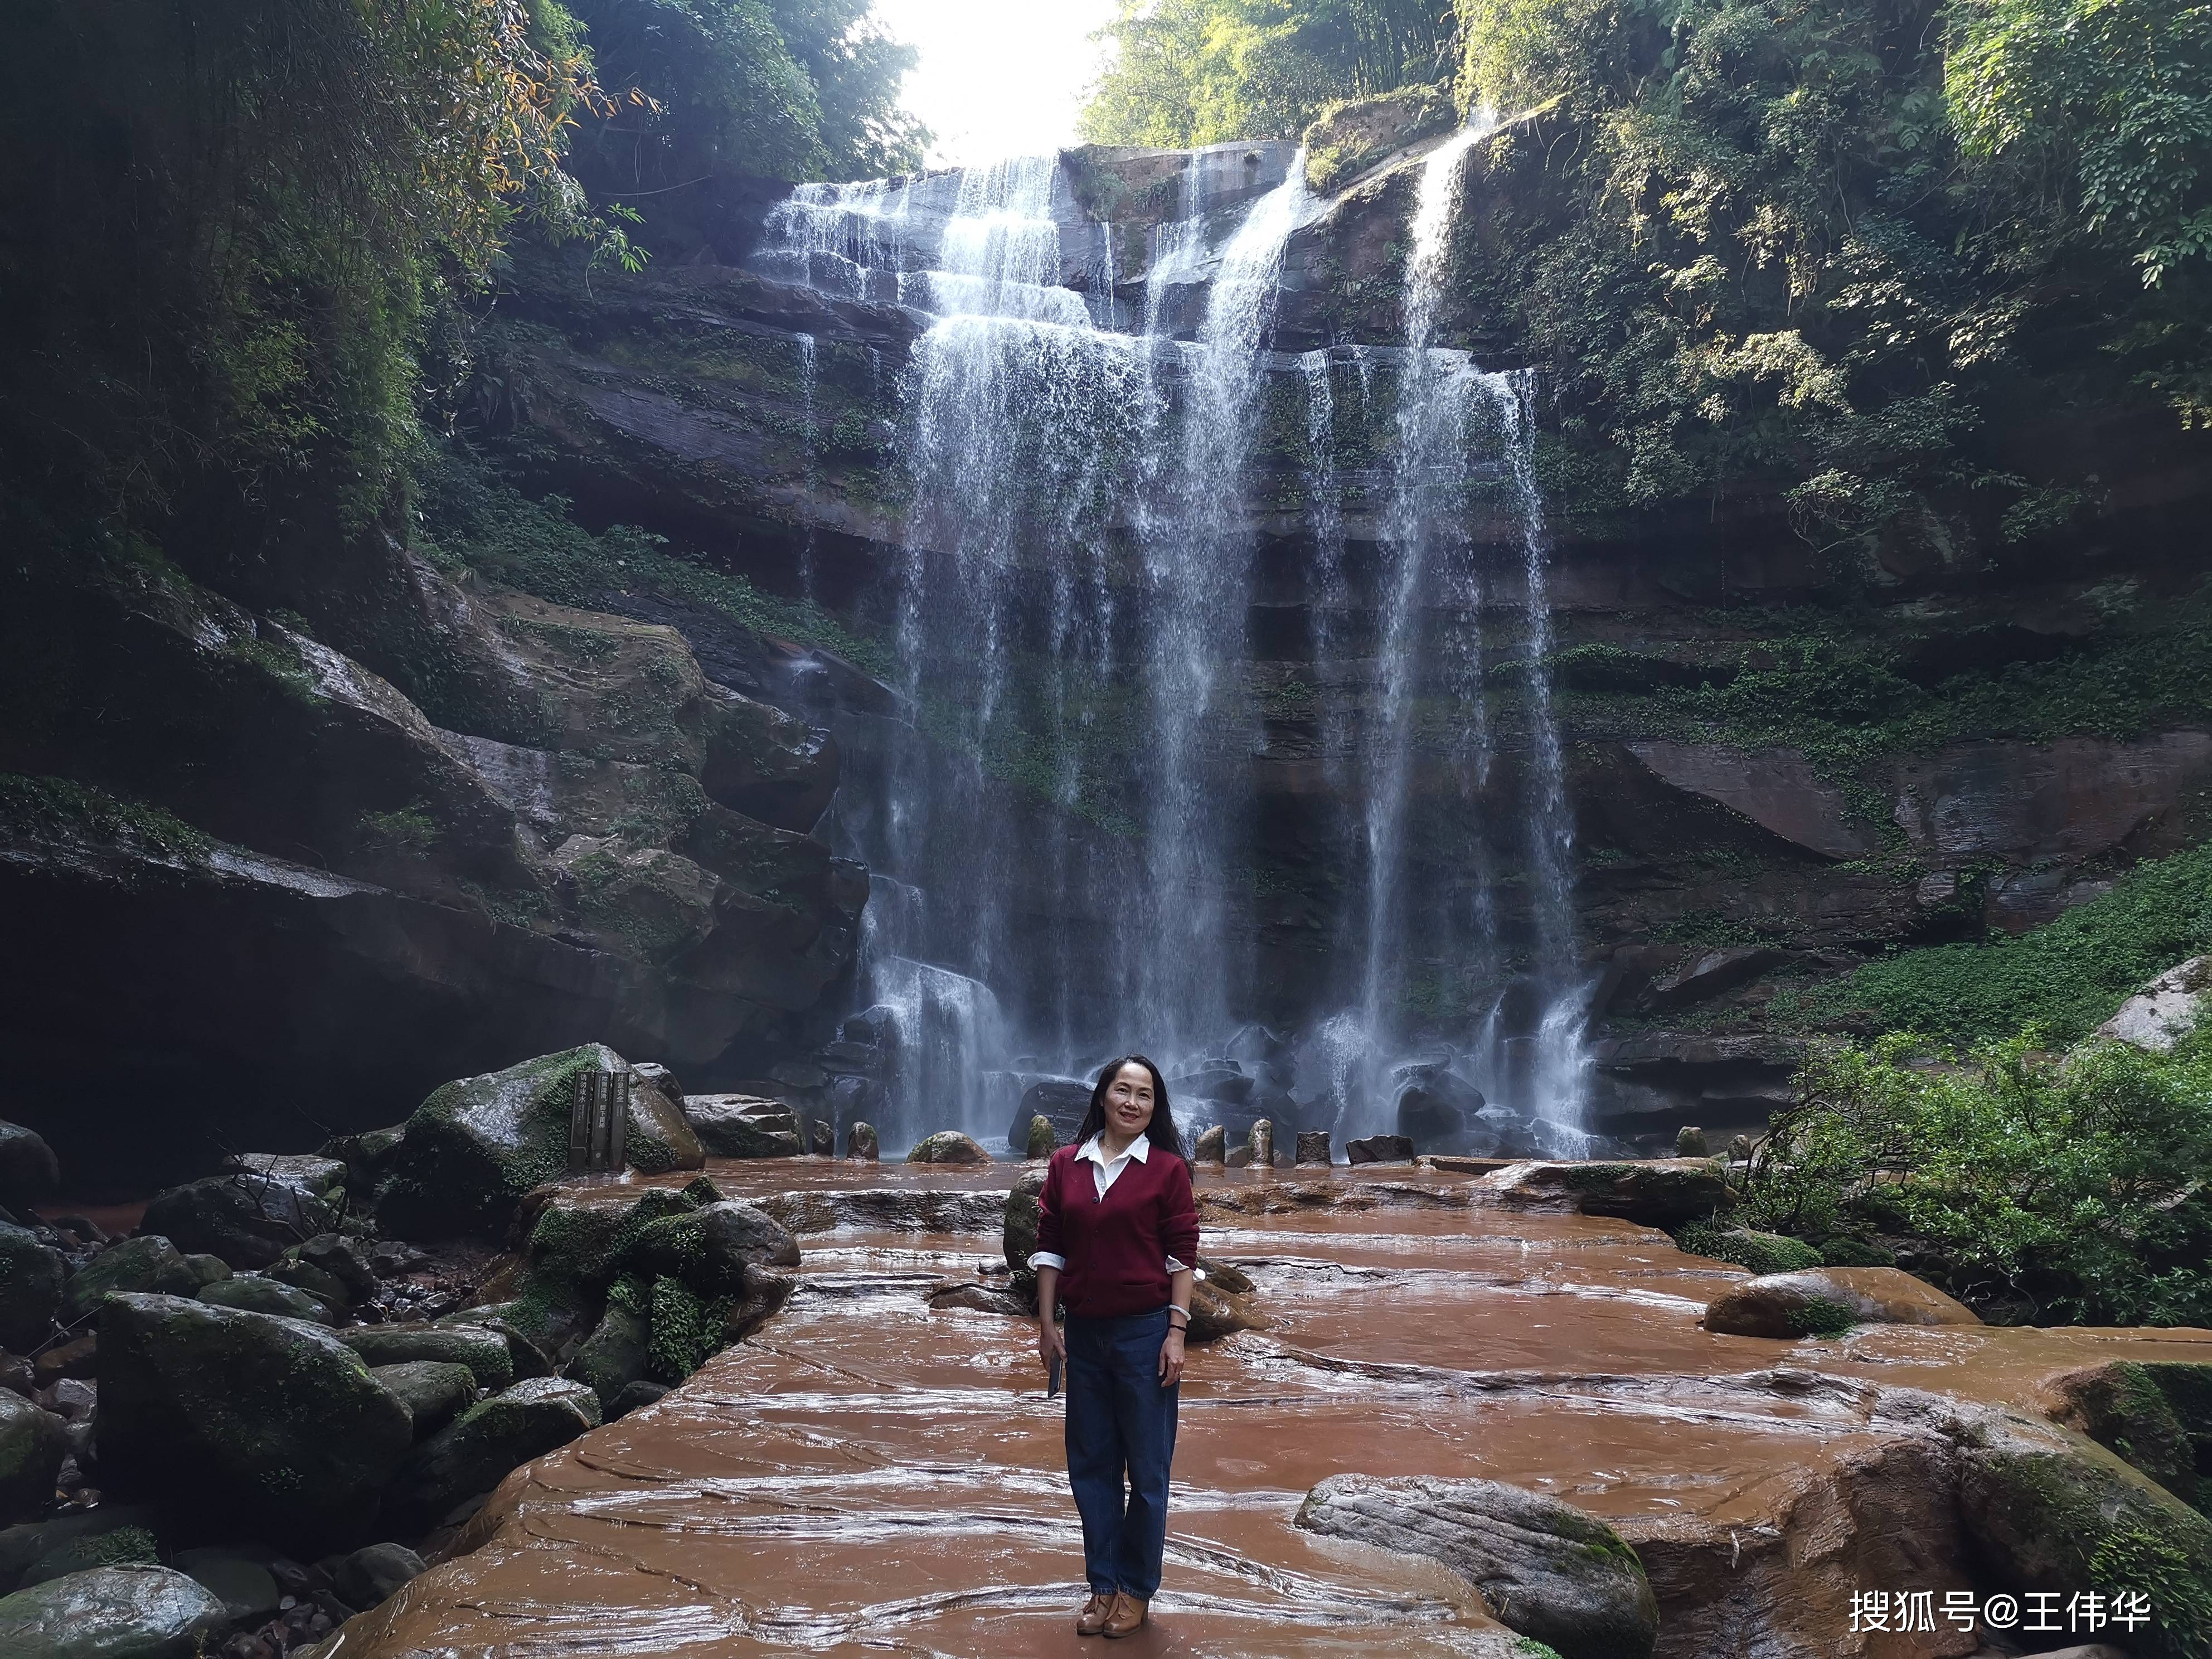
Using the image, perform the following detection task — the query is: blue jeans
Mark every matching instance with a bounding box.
[1063,1306,1179,1600]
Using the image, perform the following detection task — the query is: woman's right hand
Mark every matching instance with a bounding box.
[1038,1314,1065,1373]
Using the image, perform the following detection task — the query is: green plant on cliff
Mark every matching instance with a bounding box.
[1444,0,2212,545]
[1745,1030,2212,1325]
[1792,839,2212,1044]
[1082,0,1462,145]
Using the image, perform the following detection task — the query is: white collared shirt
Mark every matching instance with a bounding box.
[1027,1133,1190,1274]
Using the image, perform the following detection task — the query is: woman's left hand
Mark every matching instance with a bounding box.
[1158,1326,1185,1388]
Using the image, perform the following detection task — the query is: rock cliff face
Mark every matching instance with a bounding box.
[0,497,862,1180]
[463,128,2212,1139]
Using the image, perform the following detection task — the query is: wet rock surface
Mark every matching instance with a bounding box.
[317,1158,2212,1658]
[1704,1267,1985,1338]
[0,1564,229,1659]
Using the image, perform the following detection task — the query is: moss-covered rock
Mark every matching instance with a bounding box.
[1675,1224,1822,1276]
[623,1200,799,1294]
[1956,1404,2212,1659]
[138,1175,334,1270]
[60,1238,201,1322]
[2036,1361,2201,1506]
[1296,1473,1658,1659]
[384,1376,600,1531]
[1302,84,1458,196]
[906,1131,990,1166]
[0,1391,67,1525]
[0,1565,229,1659]
[1704,1268,1980,1339]
[337,1323,515,1392]
[376,1044,629,1239]
[0,1223,65,1351]
[645,1276,726,1384]
[1003,1172,1045,1275]
[564,1299,651,1414]
[370,1360,478,1440]
[96,1292,411,1546]
[193,1276,337,1325]
[623,1076,705,1175]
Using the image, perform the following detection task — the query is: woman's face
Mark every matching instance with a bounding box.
[1103,1061,1156,1141]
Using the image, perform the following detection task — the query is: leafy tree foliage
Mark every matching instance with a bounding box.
[1082,0,1460,145]
[564,0,925,193]
[1743,1031,2212,1325]
[1450,0,2212,546]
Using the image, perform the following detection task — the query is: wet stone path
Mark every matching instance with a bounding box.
[326,1163,2212,1658]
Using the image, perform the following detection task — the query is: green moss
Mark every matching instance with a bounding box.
[645,1275,727,1384]
[1674,1221,1824,1275]
[85,1526,160,1568]
[1785,1296,1861,1338]
[680,1176,725,1207]
[0,773,212,860]
[2087,1525,2212,1659]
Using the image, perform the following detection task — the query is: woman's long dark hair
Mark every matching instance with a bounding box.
[1073,1055,1186,1162]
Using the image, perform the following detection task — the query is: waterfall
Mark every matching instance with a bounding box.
[750,132,1590,1158]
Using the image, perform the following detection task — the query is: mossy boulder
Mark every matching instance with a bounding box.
[1704,1268,1981,1339]
[0,1223,65,1350]
[139,1175,334,1270]
[376,1044,631,1239]
[1677,1225,1822,1276]
[62,1238,202,1321]
[564,1301,651,1414]
[194,1276,337,1325]
[0,1565,229,1659]
[907,1131,989,1166]
[623,1079,704,1175]
[338,1323,514,1392]
[1295,1473,1658,1659]
[2035,1361,2201,1506]
[622,1200,799,1294]
[384,1376,601,1532]
[0,1391,67,1525]
[1003,1172,1045,1274]
[96,1292,412,1545]
[1956,1404,2212,1659]
[0,1122,59,1211]
[370,1361,478,1440]
[0,1508,160,1592]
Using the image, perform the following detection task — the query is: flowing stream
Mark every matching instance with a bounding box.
[757,134,1592,1156]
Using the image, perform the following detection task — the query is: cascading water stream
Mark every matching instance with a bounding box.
[751,132,1591,1158]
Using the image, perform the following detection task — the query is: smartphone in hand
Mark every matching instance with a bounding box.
[1047,1354,1063,1399]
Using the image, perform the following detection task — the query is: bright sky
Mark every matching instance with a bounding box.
[871,0,1123,170]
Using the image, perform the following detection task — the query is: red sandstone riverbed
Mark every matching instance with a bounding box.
[324,1161,2212,1658]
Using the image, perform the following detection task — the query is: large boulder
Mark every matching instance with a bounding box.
[0,1223,66,1350]
[1394,1064,1485,1149]
[1008,1079,1091,1155]
[1704,1268,1982,1338]
[624,1200,802,1292]
[60,1238,200,1321]
[96,1292,412,1544]
[371,1361,479,1440]
[1003,1172,1046,1275]
[622,1073,705,1174]
[0,1391,67,1525]
[0,1122,59,1211]
[194,1275,337,1325]
[376,1045,631,1239]
[338,1323,515,1391]
[683,1094,802,1158]
[907,1131,990,1166]
[138,1175,334,1269]
[1296,1473,1658,1659]
[217,1153,347,1202]
[0,1565,229,1659]
[565,1303,651,1414]
[1472,1159,1726,1228]
[2096,955,2212,1053]
[384,1376,601,1532]
[1345,1133,1415,1165]
[332,1541,426,1611]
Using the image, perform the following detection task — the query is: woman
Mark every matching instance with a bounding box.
[1030,1055,1199,1639]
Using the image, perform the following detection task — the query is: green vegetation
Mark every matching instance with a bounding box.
[0,774,214,861]
[1740,1031,2212,1325]
[1083,0,1460,145]
[1445,0,2212,546]
[1778,840,2212,1045]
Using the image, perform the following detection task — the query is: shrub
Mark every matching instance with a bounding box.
[1742,1032,2212,1325]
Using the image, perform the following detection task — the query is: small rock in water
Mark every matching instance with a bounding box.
[807,1119,835,1157]
[906,1131,989,1166]
[1002,1173,1045,1274]
[1675,1124,1709,1156]
[1727,1134,1753,1165]
[1294,1130,1331,1166]
[1247,1120,1274,1168]
[1224,1144,1251,1169]
[1024,1115,1056,1159]
[846,1120,880,1161]
[1193,1124,1226,1164]
[1344,1133,1414,1165]
[610,1380,670,1418]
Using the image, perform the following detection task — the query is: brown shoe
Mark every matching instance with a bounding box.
[1076,1592,1113,1636]
[1102,1593,1148,1638]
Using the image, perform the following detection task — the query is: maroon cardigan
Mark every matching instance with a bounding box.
[1034,1141,1200,1319]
